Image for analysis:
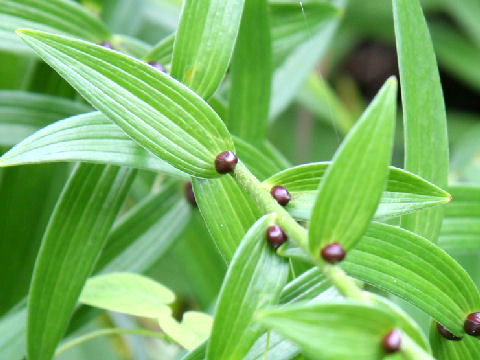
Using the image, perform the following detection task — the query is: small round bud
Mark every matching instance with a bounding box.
[436,323,462,341]
[99,41,114,49]
[321,242,346,263]
[215,151,238,174]
[464,312,480,336]
[266,225,287,249]
[184,181,196,207]
[382,329,402,354]
[148,61,166,72]
[270,186,291,206]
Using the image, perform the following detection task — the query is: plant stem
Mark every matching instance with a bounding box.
[232,161,365,301]
[54,328,167,357]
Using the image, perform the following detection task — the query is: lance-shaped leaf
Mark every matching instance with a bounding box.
[439,185,480,252]
[264,162,451,222]
[27,164,135,360]
[0,112,187,178]
[227,0,271,143]
[393,0,449,242]
[79,273,174,318]
[0,90,90,147]
[308,78,397,256]
[17,30,234,178]
[0,0,110,54]
[193,176,262,261]
[342,221,480,337]
[171,0,245,99]
[429,321,480,360]
[258,300,399,360]
[207,215,289,360]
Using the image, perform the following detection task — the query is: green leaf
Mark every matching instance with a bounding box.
[264,162,451,223]
[342,221,480,336]
[17,29,234,178]
[227,0,271,143]
[0,0,110,52]
[27,164,135,360]
[111,34,152,59]
[308,78,397,255]
[97,180,191,274]
[429,321,480,359]
[393,0,449,242]
[193,175,262,261]
[270,0,340,68]
[158,311,213,350]
[171,0,245,99]
[258,300,398,360]
[207,215,289,360]
[0,112,187,178]
[439,185,480,252]
[79,273,174,318]
[0,90,90,147]
[270,0,343,119]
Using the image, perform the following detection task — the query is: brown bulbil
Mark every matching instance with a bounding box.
[436,323,462,341]
[215,150,238,174]
[382,329,402,354]
[464,312,480,336]
[148,61,166,72]
[184,181,196,207]
[321,242,346,263]
[270,186,292,206]
[266,225,287,249]
[99,41,114,49]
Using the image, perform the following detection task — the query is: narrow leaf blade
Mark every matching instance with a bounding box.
[171,0,245,99]
[27,164,135,360]
[309,78,397,254]
[342,222,480,336]
[206,215,289,360]
[393,0,449,242]
[17,29,234,178]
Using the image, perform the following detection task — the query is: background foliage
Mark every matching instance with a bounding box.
[0,0,479,359]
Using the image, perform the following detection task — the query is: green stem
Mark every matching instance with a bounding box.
[54,328,167,357]
[232,161,365,301]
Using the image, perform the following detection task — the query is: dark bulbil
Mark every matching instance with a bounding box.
[215,151,238,174]
[148,61,167,72]
[464,312,480,336]
[382,329,402,354]
[270,186,291,206]
[266,225,287,249]
[321,242,346,263]
[184,181,196,207]
[436,323,462,341]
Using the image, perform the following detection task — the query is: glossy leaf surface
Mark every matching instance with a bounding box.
[343,222,480,336]
[264,162,451,222]
[171,0,245,99]
[17,30,234,178]
[27,164,135,360]
[207,215,289,360]
[309,78,397,254]
[394,0,449,242]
